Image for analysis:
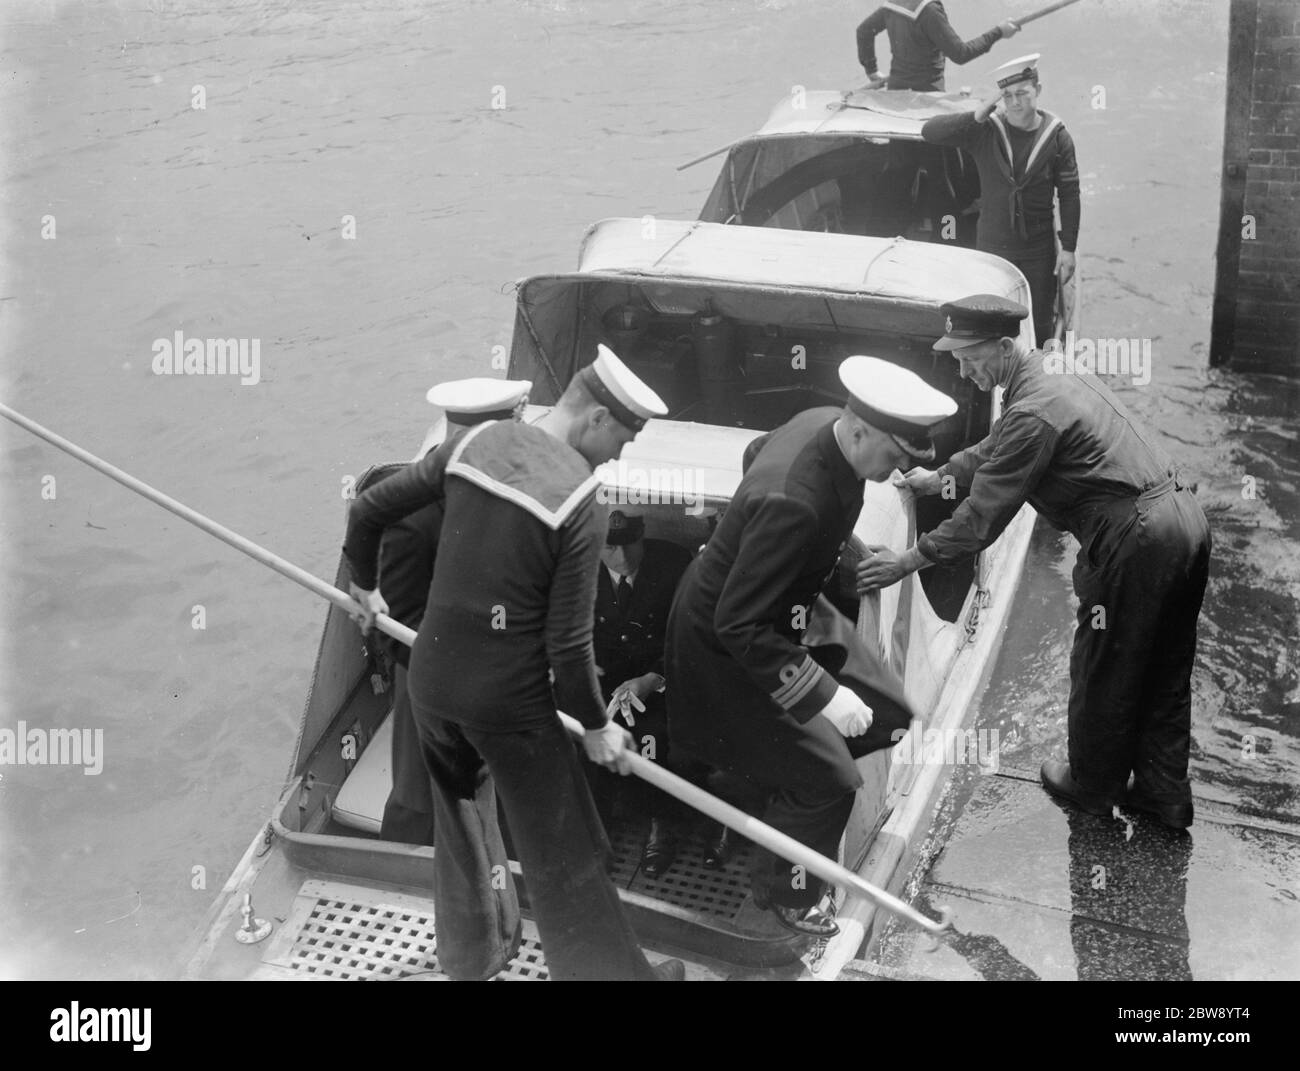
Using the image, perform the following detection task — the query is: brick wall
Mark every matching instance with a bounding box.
[1212,0,1300,373]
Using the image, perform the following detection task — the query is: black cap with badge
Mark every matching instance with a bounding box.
[605,510,645,546]
[932,295,1029,352]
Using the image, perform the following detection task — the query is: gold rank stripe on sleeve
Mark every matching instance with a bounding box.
[770,653,826,710]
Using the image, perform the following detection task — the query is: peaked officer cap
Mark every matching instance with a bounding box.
[838,355,958,461]
[933,295,1029,352]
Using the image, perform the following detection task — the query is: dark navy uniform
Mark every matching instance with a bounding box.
[857,1,1005,91]
[922,59,1081,345]
[665,408,914,912]
[345,419,661,981]
[373,378,530,847]
[374,456,449,847]
[589,537,692,824]
[922,300,1211,813]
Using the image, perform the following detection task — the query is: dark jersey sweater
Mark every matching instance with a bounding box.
[857,1,1003,91]
[344,420,610,732]
[922,108,1081,255]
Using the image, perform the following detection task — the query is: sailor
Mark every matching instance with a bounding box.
[857,1,1019,92]
[665,356,949,937]
[856,296,1212,830]
[587,510,695,877]
[345,345,684,981]
[375,376,531,846]
[921,54,1081,346]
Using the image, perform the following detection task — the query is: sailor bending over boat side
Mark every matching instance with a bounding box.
[857,1,1019,91]
[373,377,531,846]
[921,53,1080,346]
[345,346,684,981]
[665,357,948,938]
[857,295,1211,831]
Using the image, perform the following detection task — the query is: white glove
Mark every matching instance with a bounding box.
[818,685,873,738]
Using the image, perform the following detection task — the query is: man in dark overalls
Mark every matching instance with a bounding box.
[375,377,531,845]
[666,356,952,937]
[922,54,1081,346]
[857,296,1212,830]
[857,1,1019,91]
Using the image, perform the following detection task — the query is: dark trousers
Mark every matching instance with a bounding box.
[746,687,911,911]
[1068,484,1211,801]
[1002,246,1058,347]
[417,711,659,981]
[673,681,911,913]
[379,665,437,846]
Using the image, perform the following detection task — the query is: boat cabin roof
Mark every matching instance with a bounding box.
[509,218,1032,402]
[575,218,1025,305]
[740,88,978,145]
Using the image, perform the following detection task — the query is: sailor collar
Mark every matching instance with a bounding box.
[446,420,601,530]
[988,109,1064,177]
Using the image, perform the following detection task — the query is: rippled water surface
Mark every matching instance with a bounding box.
[0,0,1294,978]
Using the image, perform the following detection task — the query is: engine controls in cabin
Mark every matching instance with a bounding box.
[602,303,650,351]
[234,891,272,945]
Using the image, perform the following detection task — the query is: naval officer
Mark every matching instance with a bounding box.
[921,54,1081,346]
[588,510,694,877]
[346,346,684,980]
[857,296,1211,830]
[665,356,954,937]
[375,377,531,846]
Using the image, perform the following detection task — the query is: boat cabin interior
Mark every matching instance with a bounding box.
[701,136,981,246]
[510,267,994,622]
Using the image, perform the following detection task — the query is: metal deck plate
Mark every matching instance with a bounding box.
[607,821,755,920]
[260,879,549,981]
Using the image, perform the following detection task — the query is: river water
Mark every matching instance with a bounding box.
[0,0,1294,979]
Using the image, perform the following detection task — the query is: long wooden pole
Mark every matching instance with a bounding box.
[1010,0,1084,27]
[0,400,951,936]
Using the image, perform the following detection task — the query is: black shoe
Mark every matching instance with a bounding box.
[702,823,737,869]
[640,819,679,879]
[1040,760,1115,816]
[652,957,686,981]
[1124,785,1193,830]
[751,890,840,938]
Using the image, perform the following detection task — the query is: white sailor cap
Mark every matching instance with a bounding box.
[838,355,958,461]
[993,53,1040,89]
[577,344,668,432]
[425,377,532,426]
